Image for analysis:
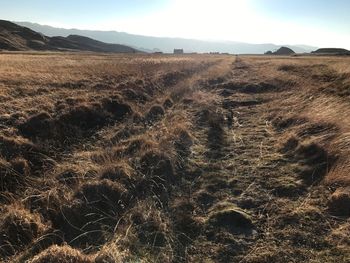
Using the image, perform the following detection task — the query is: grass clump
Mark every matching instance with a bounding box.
[0,205,46,259]
[28,245,94,263]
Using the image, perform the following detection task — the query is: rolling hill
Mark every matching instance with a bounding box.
[0,20,138,53]
[0,20,50,51]
[312,48,350,55]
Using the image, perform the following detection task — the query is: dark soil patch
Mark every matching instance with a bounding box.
[0,135,45,169]
[292,143,336,184]
[53,104,108,132]
[124,138,155,156]
[145,105,165,123]
[194,191,216,209]
[280,136,299,154]
[52,180,129,249]
[328,188,350,216]
[130,208,168,247]
[272,178,305,197]
[217,82,278,95]
[172,201,202,244]
[19,99,132,144]
[110,126,141,144]
[323,77,350,98]
[217,82,242,91]
[56,169,80,187]
[222,99,263,109]
[136,151,175,201]
[163,98,174,109]
[196,108,211,125]
[101,99,133,120]
[296,122,338,138]
[240,83,278,94]
[122,88,149,103]
[207,77,226,86]
[100,164,136,192]
[219,89,236,97]
[174,129,193,157]
[208,203,254,234]
[0,158,31,193]
[206,112,225,158]
[162,71,187,86]
[272,116,308,131]
[18,112,53,139]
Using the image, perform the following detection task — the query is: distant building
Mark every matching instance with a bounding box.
[174,49,184,54]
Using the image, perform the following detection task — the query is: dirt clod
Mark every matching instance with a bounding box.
[328,187,350,216]
[18,112,53,139]
[145,105,165,122]
[208,203,254,232]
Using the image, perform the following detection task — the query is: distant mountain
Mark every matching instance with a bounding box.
[312,48,350,55]
[50,35,137,53]
[0,20,138,53]
[16,21,318,54]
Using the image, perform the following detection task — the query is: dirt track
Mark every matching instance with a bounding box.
[163,58,348,262]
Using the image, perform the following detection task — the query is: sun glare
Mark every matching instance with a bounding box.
[37,0,350,48]
[103,0,257,41]
[164,0,255,40]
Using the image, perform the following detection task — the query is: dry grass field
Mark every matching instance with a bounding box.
[0,52,350,262]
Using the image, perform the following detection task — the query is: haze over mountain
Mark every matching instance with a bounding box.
[16,22,317,54]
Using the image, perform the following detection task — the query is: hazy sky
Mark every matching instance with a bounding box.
[1,0,350,48]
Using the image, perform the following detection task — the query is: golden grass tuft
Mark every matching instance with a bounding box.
[28,245,94,263]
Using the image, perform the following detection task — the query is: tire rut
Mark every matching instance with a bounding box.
[179,69,347,262]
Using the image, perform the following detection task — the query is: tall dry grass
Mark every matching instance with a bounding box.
[244,56,350,187]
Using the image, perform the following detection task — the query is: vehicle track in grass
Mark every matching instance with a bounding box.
[173,59,350,262]
[3,54,350,262]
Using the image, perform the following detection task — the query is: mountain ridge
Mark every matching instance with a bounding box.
[16,21,318,54]
[0,20,139,53]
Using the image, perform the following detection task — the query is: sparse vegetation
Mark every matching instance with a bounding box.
[1,53,350,262]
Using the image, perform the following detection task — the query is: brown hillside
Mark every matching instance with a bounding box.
[0,20,138,53]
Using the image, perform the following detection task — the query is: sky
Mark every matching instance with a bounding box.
[1,0,350,48]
